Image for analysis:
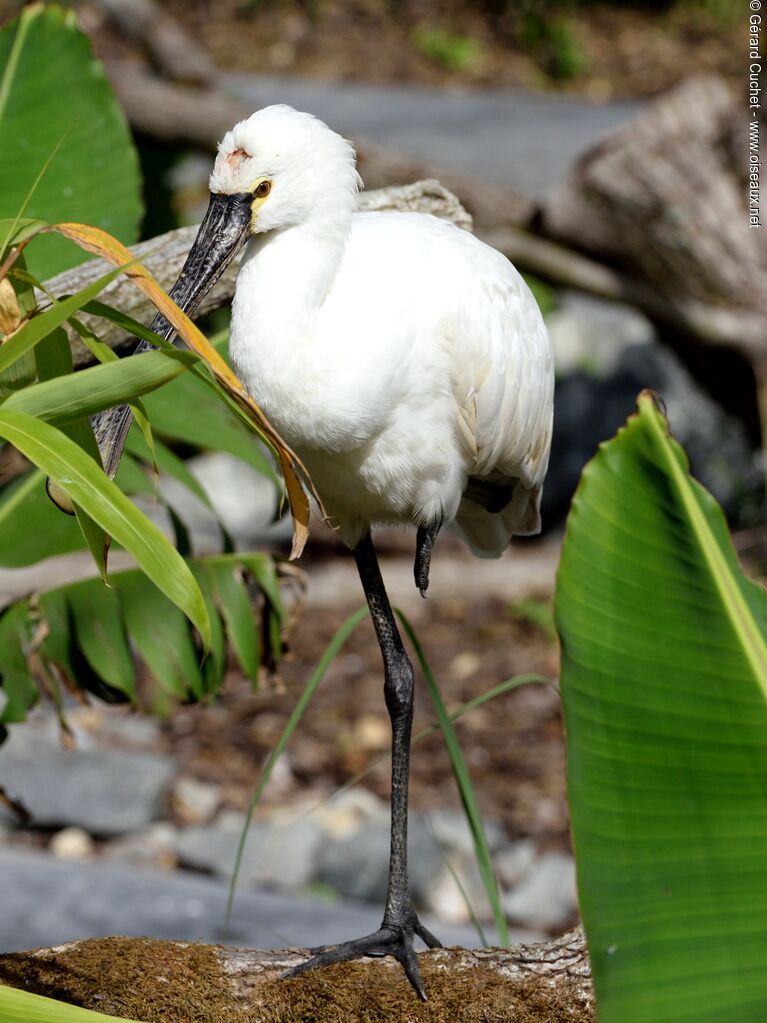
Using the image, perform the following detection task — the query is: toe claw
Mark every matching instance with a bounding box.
[398,942,428,1001]
[414,920,443,949]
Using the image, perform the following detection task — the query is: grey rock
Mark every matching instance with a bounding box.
[317,817,390,903]
[494,839,537,889]
[544,338,761,528]
[175,813,323,891]
[421,808,507,859]
[0,848,533,953]
[503,851,577,930]
[547,292,655,378]
[101,823,179,871]
[158,452,292,552]
[312,787,388,841]
[0,737,175,835]
[317,809,507,918]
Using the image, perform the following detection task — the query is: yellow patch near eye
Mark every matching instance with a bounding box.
[249,178,272,230]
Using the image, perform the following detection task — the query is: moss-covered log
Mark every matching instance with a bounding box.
[0,930,593,1022]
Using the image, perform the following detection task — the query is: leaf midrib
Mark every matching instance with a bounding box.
[645,400,767,697]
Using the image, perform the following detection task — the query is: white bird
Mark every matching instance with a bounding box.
[95,104,553,1000]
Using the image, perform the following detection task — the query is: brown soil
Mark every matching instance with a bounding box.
[164,1,738,100]
[163,573,567,849]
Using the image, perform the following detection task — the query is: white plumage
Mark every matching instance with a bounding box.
[215,105,553,557]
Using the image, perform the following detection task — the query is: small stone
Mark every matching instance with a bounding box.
[423,809,507,858]
[259,753,294,800]
[50,827,94,861]
[351,714,390,752]
[175,813,323,890]
[449,651,481,680]
[171,777,222,825]
[312,787,387,840]
[101,823,178,871]
[503,851,578,929]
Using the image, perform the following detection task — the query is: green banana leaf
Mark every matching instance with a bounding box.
[1,551,285,724]
[0,984,140,1023]
[556,393,767,1023]
[0,3,142,280]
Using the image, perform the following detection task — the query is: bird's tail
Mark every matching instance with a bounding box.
[454,484,542,558]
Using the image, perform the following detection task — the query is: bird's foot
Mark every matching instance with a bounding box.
[282,911,442,1001]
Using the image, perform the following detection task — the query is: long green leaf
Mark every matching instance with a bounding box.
[117,572,204,703]
[0,263,129,375]
[0,553,286,725]
[33,326,109,579]
[206,559,261,684]
[0,984,140,1023]
[68,580,136,701]
[556,392,767,1023]
[397,610,510,947]
[3,349,193,424]
[0,410,211,648]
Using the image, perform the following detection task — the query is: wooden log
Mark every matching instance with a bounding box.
[94,0,216,86]
[0,930,594,1022]
[483,226,767,361]
[541,76,766,317]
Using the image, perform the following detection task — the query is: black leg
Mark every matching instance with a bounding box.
[283,532,442,999]
[414,522,441,597]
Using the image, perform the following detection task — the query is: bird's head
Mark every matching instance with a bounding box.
[166,105,361,321]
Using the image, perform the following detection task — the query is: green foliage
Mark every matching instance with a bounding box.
[517,13,587,80]
[0,3,142,281]
[0,984,140,1023]
[411,26,482,72]
[556,393,767,1022]
[0,0,286,738]
[1,552,285,725]
[507,596,555,640]
[521,273,557,319]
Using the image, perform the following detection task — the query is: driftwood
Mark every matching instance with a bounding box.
[40,180,472,368]
[0,930,593,1022]
[541,75,766,337]
[93,0,216,85]
[485,226,767,358]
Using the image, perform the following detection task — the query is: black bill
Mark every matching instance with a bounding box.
[85,191,254,487]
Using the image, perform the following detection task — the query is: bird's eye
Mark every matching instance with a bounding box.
[254,180,271,198]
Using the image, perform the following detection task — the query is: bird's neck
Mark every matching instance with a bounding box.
[238,211,351,330]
